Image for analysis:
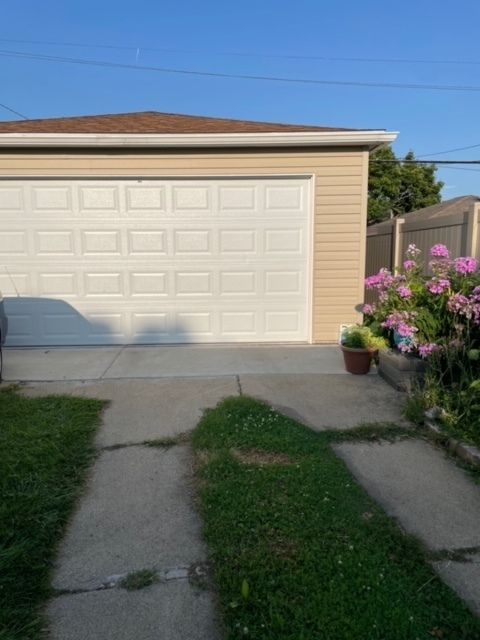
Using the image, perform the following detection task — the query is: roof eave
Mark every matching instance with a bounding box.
[0,131,398,150]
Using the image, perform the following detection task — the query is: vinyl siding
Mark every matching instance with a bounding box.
[0,147,369,343]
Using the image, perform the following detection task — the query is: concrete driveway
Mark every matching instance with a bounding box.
[5,344,406,430]
[8,345,407,639]
[4,344,346,381]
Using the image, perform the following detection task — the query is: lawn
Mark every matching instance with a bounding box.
[192,396,480,640]
[0,386,105,640]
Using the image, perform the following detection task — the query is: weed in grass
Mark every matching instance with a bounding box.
[145,432,190,448]
[323,422,413,444]
[0,387,105,640]
[192,395,480,640]
[231,448,295,466]
[119,569,158,591]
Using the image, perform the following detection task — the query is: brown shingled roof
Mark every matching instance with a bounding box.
[0,111,356,134]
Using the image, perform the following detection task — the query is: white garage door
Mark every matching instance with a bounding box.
[0,178,311,346]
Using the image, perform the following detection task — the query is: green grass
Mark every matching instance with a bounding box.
[192,396,480,640]
[0,387,105,640]
[119,569,158,591]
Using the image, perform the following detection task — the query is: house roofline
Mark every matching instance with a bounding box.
[0,130,398,151]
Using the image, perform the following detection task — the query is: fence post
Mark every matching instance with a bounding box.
[466,202,479,258]
[392,218,405,272]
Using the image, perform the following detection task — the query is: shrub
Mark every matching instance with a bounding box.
[363,243,480,359]
[364,244,480,444]
[341,324,387,350]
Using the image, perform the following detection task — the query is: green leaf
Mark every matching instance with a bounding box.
[241,578,250,601]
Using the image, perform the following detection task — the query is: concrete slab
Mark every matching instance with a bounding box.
[240,373,406,429]
[334,439,480,550]
[434,554,480,617]
[23,377,238,447]
[2,347,120,381]
[52,445,206,590]
[47,581,221,640]
[102,344,346,378]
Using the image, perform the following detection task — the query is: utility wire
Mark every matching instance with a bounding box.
[418,142,480,158]
[0,101,27,119]
[1,37,480,66]
[436,166,480,174]
[370,159,480,164]
[3,49,480,93]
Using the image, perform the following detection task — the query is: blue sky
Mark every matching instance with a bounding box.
[1,0,479,197]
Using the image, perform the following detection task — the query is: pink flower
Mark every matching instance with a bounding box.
[362,303,375,316]
[397,341,414,354]
[403,260,416,271]
[364,268,395,291]
[454,257,478,275]
[397,286,412,299]
[396,322,417,338]
[447,293,470,314]
[406,244,421,259]
[418,343,440,359]
[430,244,450,259]
[426,277,450,295]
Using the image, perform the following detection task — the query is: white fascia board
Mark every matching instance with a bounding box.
[0,131,398,149]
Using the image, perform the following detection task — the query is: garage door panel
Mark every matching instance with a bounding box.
[219,185,257,211]
[219,229,256,253]
[35,230,75,255]
[0,230,28,255]
[174,229,212,254]
[79,186,118,213]
[0,186,23,211]
[1,178,311,345]
[128,229,167,255]
[125,185,166,213]
[33,186,72,213]
[265,184,304,211]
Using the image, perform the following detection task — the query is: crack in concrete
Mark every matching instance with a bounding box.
[99,433,190,452]
[51,562,210,598]
[99,346,126,379]
[429,545,480,563]
[236,374,243,396]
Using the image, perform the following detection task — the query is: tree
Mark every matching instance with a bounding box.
[368,147,443,225]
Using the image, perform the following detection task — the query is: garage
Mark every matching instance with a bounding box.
[0,177,311,345]
[0,111,396,346]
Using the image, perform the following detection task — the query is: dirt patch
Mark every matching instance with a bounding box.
[231,448,294,466]
[195,449,219,467]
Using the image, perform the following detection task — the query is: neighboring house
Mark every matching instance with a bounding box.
[366,196,480,292]
[0,111,396,346]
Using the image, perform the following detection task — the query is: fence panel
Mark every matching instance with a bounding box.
[401,215,469,274]
[364,211,476,305]
[364,230,392,303]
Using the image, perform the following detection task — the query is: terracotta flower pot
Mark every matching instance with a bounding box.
[341,345,376,375]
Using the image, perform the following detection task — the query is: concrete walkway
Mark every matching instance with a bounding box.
[4,344,347,381]
[12,345,480,634]
[335,439,480,617]
[26,376,238,640]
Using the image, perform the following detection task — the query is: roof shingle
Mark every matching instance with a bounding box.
[0,111,356,134]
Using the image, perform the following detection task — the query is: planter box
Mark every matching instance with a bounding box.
[378,349,426,392]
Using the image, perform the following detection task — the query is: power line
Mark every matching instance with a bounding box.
[418,142,480,158]
[370,159,480,164]
[434,165,480,174]
[1,37,480,66]
[3,48,480,93]
[0,101,27,119]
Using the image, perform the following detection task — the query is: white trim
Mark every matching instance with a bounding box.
[0,130,398,150]
[307,173,315,344]
[0,173,314,181]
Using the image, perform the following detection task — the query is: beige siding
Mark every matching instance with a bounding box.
[0,147,369,343]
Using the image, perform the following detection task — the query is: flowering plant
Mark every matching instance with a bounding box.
[363,243,480,358]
